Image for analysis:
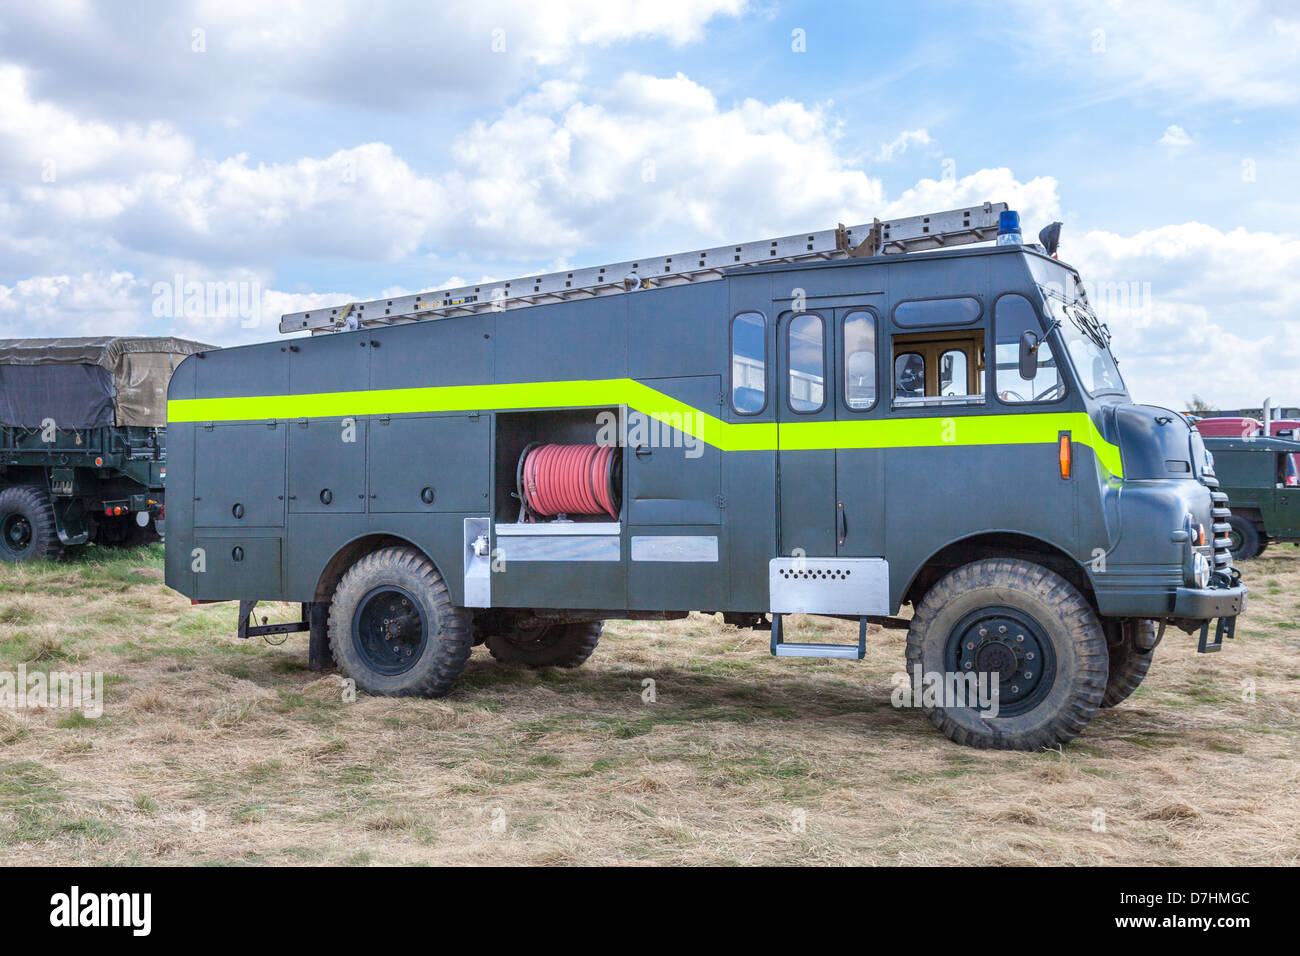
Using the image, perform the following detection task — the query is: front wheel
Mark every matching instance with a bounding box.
[905,558,1108,750]
[327,547,472,697]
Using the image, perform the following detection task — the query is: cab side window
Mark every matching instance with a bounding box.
[843,310,877,410]
[787,313,825,413]
[995,294,1064,403]
[730,311,766,414]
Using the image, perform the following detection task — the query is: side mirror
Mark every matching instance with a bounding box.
[1019,330,1040,381]
[1038,221,1063,257]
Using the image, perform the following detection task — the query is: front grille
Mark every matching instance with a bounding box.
[1210,489,1234,570]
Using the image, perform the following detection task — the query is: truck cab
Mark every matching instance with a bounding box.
[164,205,1246,750]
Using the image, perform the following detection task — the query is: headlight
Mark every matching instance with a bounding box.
[1192,551,1211,589]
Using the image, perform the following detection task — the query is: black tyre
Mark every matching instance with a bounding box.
[327,547,472,697]
[904,558,1108,750]
[486,621,602,668]
[1102,619,1156,708]
[1225,514,1261,560]
[0,486,61,563]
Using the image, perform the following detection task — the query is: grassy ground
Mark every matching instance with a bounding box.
[0,543,1297,866]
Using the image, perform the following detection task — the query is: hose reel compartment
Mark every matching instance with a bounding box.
[517,441,622,521]
[493,408,624,525]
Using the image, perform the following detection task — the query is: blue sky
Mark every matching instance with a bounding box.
[0,0,1297,407]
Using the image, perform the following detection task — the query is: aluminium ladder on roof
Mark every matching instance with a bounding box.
[278,202,1009,335]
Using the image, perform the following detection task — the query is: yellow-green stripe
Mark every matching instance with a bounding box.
[167,378,1123,477]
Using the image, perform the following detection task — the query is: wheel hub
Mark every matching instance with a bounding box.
[1,514,32,552]
[949,608,1056,717]
[973,640,1020,680]
[353,587,428,676]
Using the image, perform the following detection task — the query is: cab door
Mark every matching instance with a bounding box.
[834,307,886,556]
[777,310,836,556]
[1275,452,1300,537]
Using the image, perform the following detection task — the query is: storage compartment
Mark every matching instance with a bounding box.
[494,409,622,524]
[288,417,367,513]
[191,534,282,600]
[368,414,488,513]
[193,422,286,527]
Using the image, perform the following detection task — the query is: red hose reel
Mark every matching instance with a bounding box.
[518,443,621,520]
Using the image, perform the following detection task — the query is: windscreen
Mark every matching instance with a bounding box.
[1027,257,1128,398]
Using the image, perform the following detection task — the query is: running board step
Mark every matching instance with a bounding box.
[770,614,867,660]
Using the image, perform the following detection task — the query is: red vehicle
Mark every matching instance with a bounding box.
[1195,416,1261,439]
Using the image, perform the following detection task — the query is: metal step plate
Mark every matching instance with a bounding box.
[769,557,889,616]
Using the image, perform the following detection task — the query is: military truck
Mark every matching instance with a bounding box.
[0,336,209,561]
[164,203,1246,750]
[1201,434,1300,559]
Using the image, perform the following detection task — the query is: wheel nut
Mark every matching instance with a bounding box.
[998,625,1007,634]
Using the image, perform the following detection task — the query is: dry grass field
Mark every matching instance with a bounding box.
[0,544,1297,866]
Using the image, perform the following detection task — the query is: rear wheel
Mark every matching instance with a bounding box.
[327,547,472,697]
[486,621,602,668]
[1225,514,1261,560]
[905,558,1108,750]
[0,486,61,563]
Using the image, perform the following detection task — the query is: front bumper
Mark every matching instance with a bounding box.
[1173,583,1247,620]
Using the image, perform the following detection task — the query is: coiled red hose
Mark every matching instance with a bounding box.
[521,444,619,519]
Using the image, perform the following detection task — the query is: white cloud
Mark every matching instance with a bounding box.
[1066,222,1300,408]
[1158,124,1193,149]
[0,65,192,182]
[1008,0,1300,108]
[5,70,886,270]
[875,129,932,163]
[0,0,749,117]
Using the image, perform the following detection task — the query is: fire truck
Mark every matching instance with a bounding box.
[164,204,1245,749]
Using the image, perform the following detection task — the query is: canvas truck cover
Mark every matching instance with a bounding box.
[0,336,212,429]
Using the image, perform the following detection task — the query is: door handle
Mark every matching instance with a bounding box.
[836,501,847,546]
[635,445,652,459]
